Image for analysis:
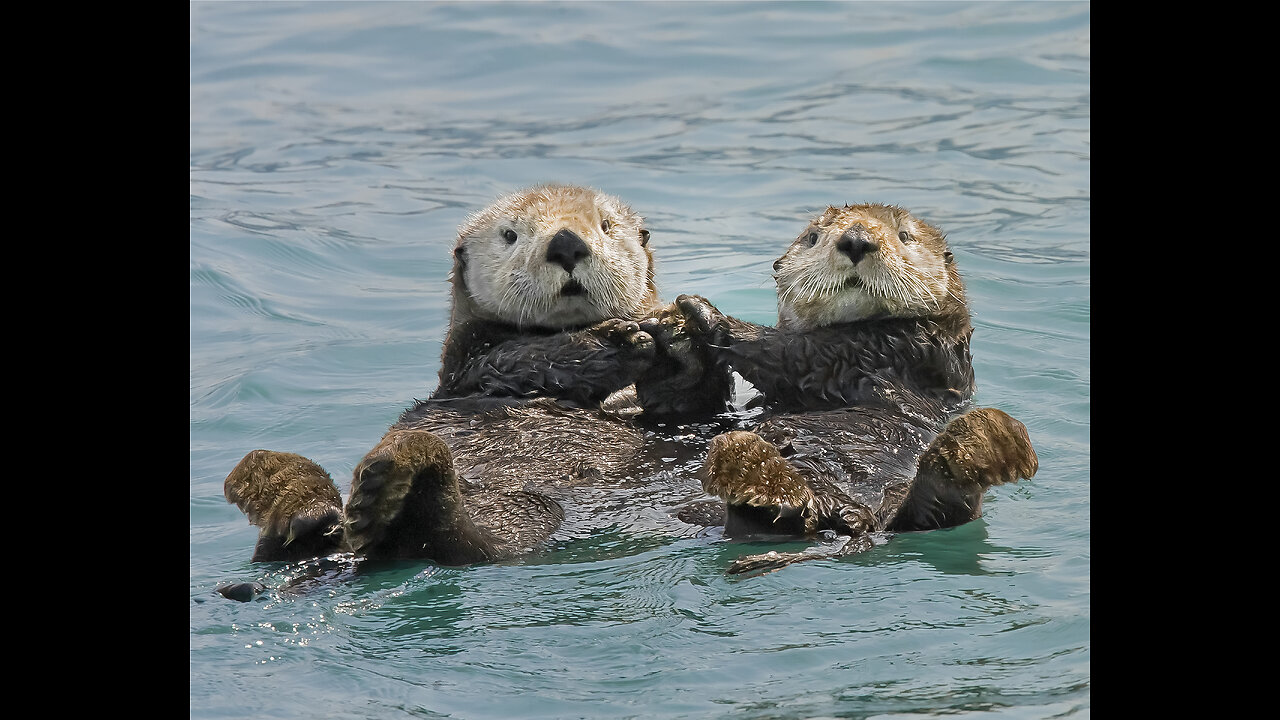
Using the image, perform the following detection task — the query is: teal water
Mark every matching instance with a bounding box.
[190,2,1090,718]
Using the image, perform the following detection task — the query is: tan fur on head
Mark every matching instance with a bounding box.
[450,184,660,330]
[773,203,962,330]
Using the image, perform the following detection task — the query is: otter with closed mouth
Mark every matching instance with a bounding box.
[672,203,1038,573]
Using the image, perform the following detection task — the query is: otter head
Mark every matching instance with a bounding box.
[449,184,659,330]
[772,203,964,330]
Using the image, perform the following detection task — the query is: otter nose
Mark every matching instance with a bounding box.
[546,229,591,273]
[836,228,878,266]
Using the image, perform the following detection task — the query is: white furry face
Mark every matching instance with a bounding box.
[774,204,951,330]
[453,184,655,329]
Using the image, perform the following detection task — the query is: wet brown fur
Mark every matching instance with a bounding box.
[224,185,728,571]
[677,204,1037,573]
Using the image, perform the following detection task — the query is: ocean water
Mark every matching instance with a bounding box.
[189,2,1090,718]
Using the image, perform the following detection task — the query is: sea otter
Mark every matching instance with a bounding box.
[222,185,729,593]
[671,203,1038,572]
[430,184,729,414]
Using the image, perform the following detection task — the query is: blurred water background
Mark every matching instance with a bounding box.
[190,2,1089,718]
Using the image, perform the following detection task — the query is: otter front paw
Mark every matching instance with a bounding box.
[589,319,657,357]
[675,294,730,342]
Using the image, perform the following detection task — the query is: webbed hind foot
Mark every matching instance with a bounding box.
[216,581,266,602]
[343,429,523,565]
[702,430,817,538]
[224,450,345,562]
[887,407,1038,532]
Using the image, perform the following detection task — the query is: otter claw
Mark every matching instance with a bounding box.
[636,313,686,353]
[592,319,655,352]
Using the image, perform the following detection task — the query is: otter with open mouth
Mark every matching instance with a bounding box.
[221,185,730,596]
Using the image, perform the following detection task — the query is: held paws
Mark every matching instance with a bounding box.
[637,302,703,367]
[631,298,736,417]
[636,303,686,352]
[635,294,726,351]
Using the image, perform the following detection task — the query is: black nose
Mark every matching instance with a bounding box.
[836,227,878,266]
[546,229,591,273]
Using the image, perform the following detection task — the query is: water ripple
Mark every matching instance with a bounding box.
[191,3,1090,718]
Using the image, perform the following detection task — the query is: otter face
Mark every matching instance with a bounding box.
[453,184,656,329]
[773,203,952,330]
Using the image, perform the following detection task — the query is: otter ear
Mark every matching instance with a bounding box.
[772,258,784,272]
[639,228,650,247]
[943,251,954,264]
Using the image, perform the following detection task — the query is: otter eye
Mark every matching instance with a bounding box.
[807,232,819,246]
[898,231,911,243]
[502,229,517,244]
[601,218,611,233]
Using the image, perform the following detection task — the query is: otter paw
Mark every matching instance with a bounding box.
[636,305,686,353]
[675,294,727,338]
[224,449,345,562]
[923,407,1039,488]
[590,318,657,355]
[343,429,461,557]
[702,431,816,538]
[703,431,812,507]
[637,306,703,373]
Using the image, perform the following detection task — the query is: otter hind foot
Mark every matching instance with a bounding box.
[887,407,1038,532]
[702,431,877,541]
[344,429,459,557]
[701,431,817,538]
[224,449,345,562]
[343,429,514,565]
